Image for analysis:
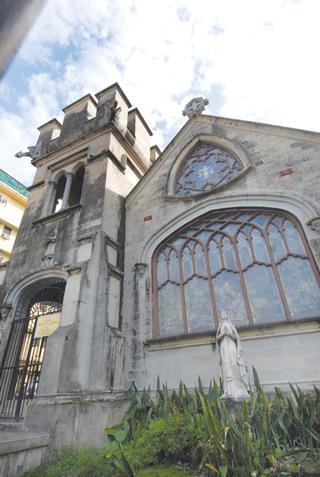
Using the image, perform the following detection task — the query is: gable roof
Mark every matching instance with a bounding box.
[126,113,320,206]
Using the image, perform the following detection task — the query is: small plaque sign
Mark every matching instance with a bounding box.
[34,312,61,338]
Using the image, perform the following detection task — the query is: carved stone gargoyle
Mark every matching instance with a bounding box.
[15,144,41,161]
[97,99,121,124]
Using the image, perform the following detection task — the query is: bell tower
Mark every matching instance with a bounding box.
[0,83,157,448]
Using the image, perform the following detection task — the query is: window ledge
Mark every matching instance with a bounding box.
[145,332,215,351]
[33,204,81,226]
[145,318,320,351]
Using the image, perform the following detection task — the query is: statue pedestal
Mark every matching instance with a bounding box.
[222,394,248,414]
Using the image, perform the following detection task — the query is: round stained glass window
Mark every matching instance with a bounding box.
[174,143,242,196]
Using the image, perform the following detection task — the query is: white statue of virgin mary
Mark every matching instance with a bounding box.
[216,311,249,400]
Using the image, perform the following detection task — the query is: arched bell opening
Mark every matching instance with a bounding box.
[52,175,66,213]
[68,165,85,207]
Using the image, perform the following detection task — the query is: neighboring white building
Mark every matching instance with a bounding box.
[0,169,28,263]
[0,83,320,475]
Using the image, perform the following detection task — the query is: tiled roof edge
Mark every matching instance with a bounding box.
[0,169,29,198]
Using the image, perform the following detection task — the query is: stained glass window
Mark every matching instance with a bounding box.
[153,209,320,337]
[174,143,242,196]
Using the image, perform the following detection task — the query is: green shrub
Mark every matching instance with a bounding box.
[120,413,198,471]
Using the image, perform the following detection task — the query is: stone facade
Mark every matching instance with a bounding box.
[0,84,320,474]
[123,115,320,393]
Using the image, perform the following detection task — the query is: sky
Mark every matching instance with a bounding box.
[0,0,319,186]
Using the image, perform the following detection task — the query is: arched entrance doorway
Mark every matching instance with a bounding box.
[0,278,66,419]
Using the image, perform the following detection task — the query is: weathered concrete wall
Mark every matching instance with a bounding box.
[24,394,129,450]
[123,115,320,392]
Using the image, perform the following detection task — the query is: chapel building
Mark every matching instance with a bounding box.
[0,83,319,474]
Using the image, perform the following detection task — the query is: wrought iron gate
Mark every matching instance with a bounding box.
[0,279,65,419]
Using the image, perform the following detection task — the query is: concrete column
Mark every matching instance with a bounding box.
[41,180,56,216]
[61,173,73,209]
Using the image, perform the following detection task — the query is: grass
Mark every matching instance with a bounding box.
[22,453,197,477]
[21,447,113,477]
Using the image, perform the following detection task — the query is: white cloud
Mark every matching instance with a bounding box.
[0,83,11,100]
[1,0,320,185]
[0,108,36,185]
[17,73,60,125]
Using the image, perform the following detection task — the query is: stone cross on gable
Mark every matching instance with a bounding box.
[183,97,209,118]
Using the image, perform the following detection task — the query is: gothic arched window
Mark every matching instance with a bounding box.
[174,143,242,196]
[153,209,320,337]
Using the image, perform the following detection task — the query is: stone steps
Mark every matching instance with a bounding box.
[0,419,25,432]
[0,429,49,477]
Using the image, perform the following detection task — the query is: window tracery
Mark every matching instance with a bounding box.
[153,209,320,337]
[174,143,242,196]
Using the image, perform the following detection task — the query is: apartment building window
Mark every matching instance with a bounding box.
[0,195,8,207]
[2,226,12,240]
